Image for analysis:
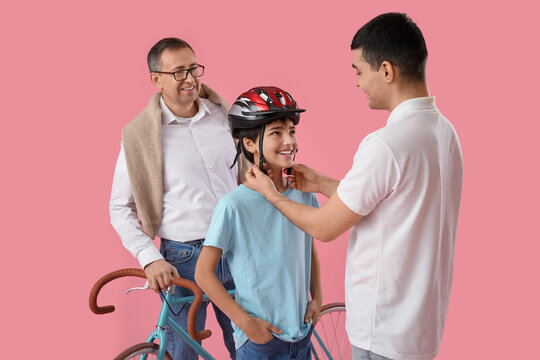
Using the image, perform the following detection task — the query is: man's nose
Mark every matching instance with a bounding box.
[185,70,196,82]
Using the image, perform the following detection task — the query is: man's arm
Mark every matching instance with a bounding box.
[195,246,283,344]
[245,166,363,242]
[304,243,322,325]
[109,144,178,292]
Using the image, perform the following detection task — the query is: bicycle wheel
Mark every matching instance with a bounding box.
[311,303,351,360]
[114,342,173,360]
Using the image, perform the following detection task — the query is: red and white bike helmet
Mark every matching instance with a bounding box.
[228,86,305,171]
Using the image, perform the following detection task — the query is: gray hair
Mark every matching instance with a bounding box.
[147,37,194,73]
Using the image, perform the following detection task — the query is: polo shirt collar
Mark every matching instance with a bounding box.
[160,97,211,125]
[387,96,436,124]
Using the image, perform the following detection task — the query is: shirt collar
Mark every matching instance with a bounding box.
[160,96,211,125]
[387,96,436,124]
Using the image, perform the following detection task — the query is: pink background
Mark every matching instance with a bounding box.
[1,0,538,358]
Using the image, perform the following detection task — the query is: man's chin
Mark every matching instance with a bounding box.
[178,92,198,103]
[368,101,383,110]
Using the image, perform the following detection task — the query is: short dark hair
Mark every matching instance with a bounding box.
[351,13,428,82]
[237,126,261,164]
[147,37,194,73]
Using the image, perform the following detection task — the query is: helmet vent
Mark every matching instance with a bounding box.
[259,92,270,103]
[275,92,287,106]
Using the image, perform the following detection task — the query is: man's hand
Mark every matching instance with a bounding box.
[285,164,322,193]
[286,164,339,198]
[304,298,322,327]
[144,259,180,293]
[242,316,283,344]
[244,165,278,198]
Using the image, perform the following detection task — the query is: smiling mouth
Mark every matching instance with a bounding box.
[181,85,195,91]
[278,150,294,156]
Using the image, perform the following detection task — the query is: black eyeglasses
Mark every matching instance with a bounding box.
[154,65,205,81]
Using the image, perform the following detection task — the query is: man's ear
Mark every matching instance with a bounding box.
[243,137,257,155]
[380,61,394,83]
[150,73,162,89]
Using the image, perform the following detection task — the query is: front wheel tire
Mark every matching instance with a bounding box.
[114,342,173,360]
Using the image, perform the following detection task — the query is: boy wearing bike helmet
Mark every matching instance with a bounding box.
[195,86,322,360]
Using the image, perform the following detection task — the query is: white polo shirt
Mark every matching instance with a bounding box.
[337,97,463,360]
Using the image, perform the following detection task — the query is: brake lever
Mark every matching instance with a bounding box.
[125,281,150,295]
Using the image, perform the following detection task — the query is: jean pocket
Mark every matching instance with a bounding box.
[163,242,197,265]
[244,337,279,358]
[249,336,278,347]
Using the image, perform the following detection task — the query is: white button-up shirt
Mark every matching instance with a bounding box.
[337,97,463,360]
[110,97,239,268]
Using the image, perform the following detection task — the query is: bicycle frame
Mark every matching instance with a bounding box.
[144,287,234,360]
[146,288,334,360]
[311,328,333,360]
[90,268,337,360]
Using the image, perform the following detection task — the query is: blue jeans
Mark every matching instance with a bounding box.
[351,345,393,360]
[236,326,313,360]
[160,238,236,360]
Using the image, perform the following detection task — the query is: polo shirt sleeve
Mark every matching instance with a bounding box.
[337,134,400,216]
[203,199,234,254]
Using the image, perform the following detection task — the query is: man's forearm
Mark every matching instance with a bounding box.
[110,145,163,267]
[264,187,362,242]
[319,176,339,198]
[265,191,333,241]
[247,165,361,241]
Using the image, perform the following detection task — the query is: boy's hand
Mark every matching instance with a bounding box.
[242,317,283,344]
[304,298,322,326]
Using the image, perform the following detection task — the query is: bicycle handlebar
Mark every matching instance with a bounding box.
[89,268,212,341]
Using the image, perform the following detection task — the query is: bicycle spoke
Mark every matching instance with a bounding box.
[314,305,350,360]
[339,312,350,358]
[321,317,334,355]
[332,311,342,359]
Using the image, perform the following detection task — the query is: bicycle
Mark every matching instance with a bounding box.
[89,268,350,359]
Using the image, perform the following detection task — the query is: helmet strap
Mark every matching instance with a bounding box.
[230,139,242,169]
[285,149,299,175]
[258,124,267,175]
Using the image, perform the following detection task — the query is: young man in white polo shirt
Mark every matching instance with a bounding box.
[245,13,463,360]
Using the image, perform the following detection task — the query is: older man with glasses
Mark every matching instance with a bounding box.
[109,37,242,359]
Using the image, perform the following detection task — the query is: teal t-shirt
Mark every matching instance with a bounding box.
[204,185,319,349]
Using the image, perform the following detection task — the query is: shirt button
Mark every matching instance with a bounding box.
[209,165,213,169]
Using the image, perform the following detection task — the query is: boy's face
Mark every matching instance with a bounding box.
[352,48,388,110]
[249,118,298,170]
